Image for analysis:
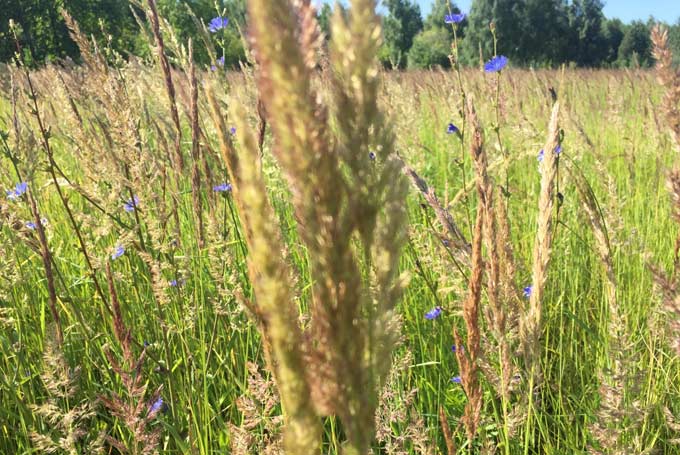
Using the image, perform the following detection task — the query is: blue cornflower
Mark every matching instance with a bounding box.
[538,145,562,163]
[230,126,236,135]
[451,345,464,353]
[26,221,36,230]
[208,17,229,33]
[213,183,232,193]
[484,55,508,73]
[148,397,165,415]
[368,151,376,161]
[523,285,532,299]
[217,56,225,67]
[444,13,466,24]
[124,195,139,213]
[447,123,459,134]
[111,245,125,260]
[425,306,442,320]
[169,278,185,288]
[451,376,462,383]
[6,182,28,200]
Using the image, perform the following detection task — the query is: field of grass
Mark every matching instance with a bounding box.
[2,9,680,455]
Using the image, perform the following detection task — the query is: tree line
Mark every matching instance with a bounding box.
[1,0,679,69]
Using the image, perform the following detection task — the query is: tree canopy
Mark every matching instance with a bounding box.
[1,0,679,69]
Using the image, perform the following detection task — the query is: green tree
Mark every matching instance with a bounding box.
[567,0,607,66]
[318,3,333,40]
[668,18,680,66]
[602,18,625,65]
[462,0,522,66]
[408,27,451,68]
[380,0,422,67]
[617,20,652,67]
[517,0,570,65]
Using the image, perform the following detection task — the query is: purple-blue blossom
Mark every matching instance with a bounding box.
[208,17,229,33]
[230,126,236,135]
[213,183,232,193]
[447,123,459,134]
[523,285,532,299]
[444,13,466,24]
[6,182,28,201]
[484,55,508,73]
[124,195,139,213]
[425,306,442,320]
[112,245,125,260]
[451,376,462,383]
[148,397,165,415]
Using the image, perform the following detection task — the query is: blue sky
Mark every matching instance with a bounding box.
[438,0,680,23]
[321,1,680,24]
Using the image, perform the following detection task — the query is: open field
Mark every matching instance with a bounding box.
[2,19,680,455]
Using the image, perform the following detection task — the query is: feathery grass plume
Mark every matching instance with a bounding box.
[208,95,320,454]
[228,362,283,454]
[101,263,162,454]
[30,330,104,454]
[401,161,471,263]
[188,39,205,248]
[438,406,457,455]
[468,97,517,446]
[27,191,63,347]
[453,196,484,443]
[521,100,561,379]
[106,262,133,364]
[570,165,643,452]
[651,25,680,150]
[146,0,184,172]
[375,351,434,455]
[209,0,408,452]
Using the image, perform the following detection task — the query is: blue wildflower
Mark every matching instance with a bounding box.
[26,221,36,230]
[447,123,459,134]
[451,376,462,383]
[208,17,229,33]
[451,345,464,353]
[523,285,532,299]
[148,397,165,415]
[210,64,217,72]
[6,182,28,200]
[538,145,562,163]
[368,151,376,161]
[484,55,508,73]
[444,13,466,24]
[217,56,225,66]
[213,183,232,193]
[143,340,151,348]
[111,245,125,260]
[425,306,442,320]
[230,126,236,135]
[169,278,185,288]
[124,195,139,213]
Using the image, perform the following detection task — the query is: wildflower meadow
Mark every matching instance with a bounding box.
[1,1,680,454]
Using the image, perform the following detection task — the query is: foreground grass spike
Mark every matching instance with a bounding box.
[522,100,561,381]
[210,0,408,453]
[651,25,680,150]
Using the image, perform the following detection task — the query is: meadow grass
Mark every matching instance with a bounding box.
[1,12,680,454]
